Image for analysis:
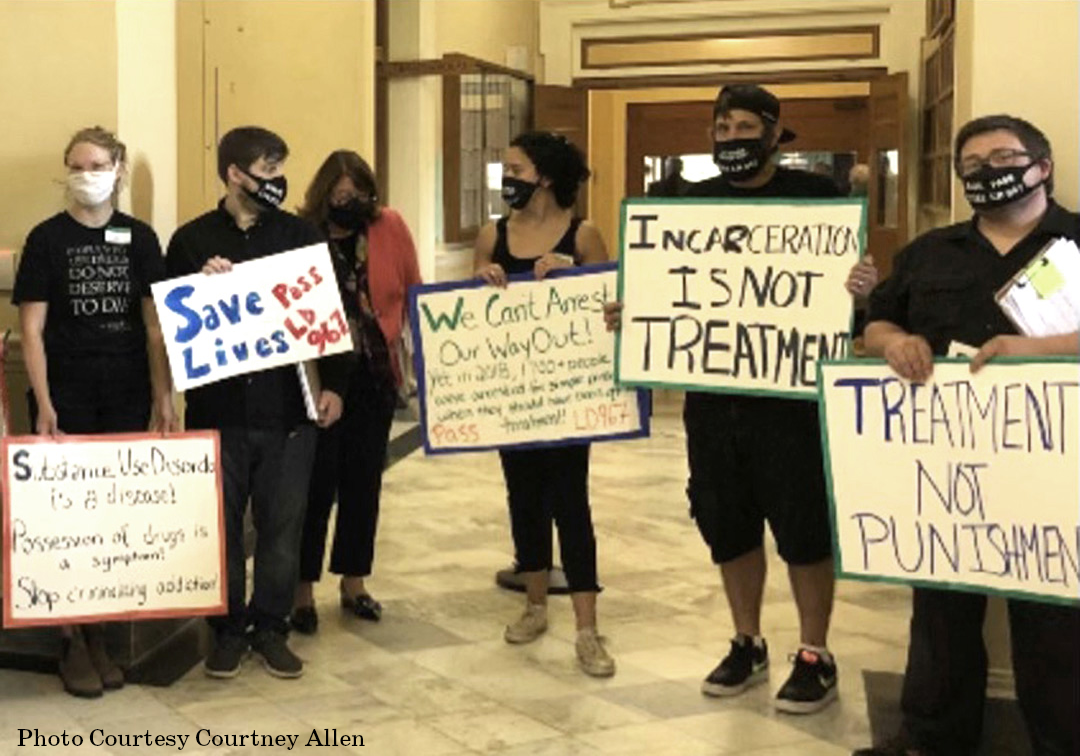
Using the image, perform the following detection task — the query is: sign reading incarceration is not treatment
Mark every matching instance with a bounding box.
[617,198,866,398]
[409,265,649,453]
[151,244,353,392]
[819,359,1080,605]
[2,432,226,627]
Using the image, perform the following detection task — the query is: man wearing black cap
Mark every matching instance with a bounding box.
[683,84,874,713]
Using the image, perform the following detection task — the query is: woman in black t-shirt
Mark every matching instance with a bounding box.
[11,126,175,698]
[474,131,615,677]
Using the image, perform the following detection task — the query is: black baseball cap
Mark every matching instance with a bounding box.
[713,84,797,143]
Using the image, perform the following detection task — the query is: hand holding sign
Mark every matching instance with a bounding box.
[152,244,353,391]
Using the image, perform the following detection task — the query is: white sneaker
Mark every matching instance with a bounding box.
[576,628,615,677]
[504,603,548,644]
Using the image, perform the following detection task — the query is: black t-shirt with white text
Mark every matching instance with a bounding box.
[12,211,165,360]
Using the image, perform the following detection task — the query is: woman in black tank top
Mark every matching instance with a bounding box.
[473,132,614,677]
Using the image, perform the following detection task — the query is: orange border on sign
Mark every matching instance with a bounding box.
[1,430,227,629]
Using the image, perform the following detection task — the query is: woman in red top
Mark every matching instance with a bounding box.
[292,151,421,631]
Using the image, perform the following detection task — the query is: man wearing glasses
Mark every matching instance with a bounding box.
[854,115,1079,755]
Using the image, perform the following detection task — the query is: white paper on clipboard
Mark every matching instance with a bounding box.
[297,361,322,421]
[995,237,1080,336]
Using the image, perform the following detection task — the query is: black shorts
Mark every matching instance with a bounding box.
[683,391,832,566]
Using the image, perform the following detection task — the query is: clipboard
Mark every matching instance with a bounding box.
[995,237,1080,337]
[296,361,321,421]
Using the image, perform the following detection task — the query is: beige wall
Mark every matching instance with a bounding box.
[177,0,376,224]
[0,0,119,332]
[0,0,118,255]
[953,0,1079,217]
[117,0,178,240]
[433,0,539,72]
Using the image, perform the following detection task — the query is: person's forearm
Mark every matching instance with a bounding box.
[21,328,52,411]
[146,332,172,402]
[863,321,910,358]
[1029,331,1080,356]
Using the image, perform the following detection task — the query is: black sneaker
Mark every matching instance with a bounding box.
[774,647,838,714]
[204,632,249,679]
[250,630,303,679]
[701,636,769,696]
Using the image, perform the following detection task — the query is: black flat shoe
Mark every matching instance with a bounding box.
[341,593,382,621]
[290,606,318,635]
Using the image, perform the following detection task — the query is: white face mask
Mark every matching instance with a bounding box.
[67,169,117,207]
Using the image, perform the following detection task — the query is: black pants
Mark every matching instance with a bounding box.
[901,587,1080,756]
[298,373,395,581]
[499,444,599,593]
[214,425,317,637]
[30,353,150,434]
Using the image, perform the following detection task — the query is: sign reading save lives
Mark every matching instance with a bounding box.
[151,244,353,392]
[617,199,864,397]
[409,265,649,453]
[819,360,1080,605]
[2,433,225,627]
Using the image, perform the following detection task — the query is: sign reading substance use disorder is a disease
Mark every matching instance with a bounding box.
[409,265,649,453]
[2,432,225,627]
[819,359,1080,605]
[152,244,353,392]
[617,198,865,398]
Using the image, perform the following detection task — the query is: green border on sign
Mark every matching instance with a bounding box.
[816,355,1080,607]
[614,196,868,400]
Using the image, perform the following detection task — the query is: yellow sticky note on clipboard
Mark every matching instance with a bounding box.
[1026,256,1066,298]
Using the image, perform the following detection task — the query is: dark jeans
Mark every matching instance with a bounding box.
[30,353,150,433]
[499,444,599,593]
[213,425,317,637]
[901,587,1080,756]
[299,374,395,581]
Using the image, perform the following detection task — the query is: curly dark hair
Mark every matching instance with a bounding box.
[510,131,590,209]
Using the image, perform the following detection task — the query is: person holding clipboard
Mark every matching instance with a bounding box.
[854,115,1079,756]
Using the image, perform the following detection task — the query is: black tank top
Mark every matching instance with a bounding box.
[491,216,583,275]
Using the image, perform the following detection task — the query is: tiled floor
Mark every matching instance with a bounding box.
[0,409,919,755]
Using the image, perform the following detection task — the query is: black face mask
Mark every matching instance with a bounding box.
[713,137,770,182]
[501,177,539,210]
[962,163,1040,211]
[327,197,377,231]
[240,169,287,211]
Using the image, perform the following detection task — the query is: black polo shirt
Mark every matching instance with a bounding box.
[868,201,1080,355]
[166,202,350,431]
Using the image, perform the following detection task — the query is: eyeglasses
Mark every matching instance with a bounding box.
[956,148,1033,176]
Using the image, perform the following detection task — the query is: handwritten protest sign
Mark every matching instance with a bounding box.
[409,265,649,453]
[617,198,865,397]
[819,359,1080,604]
[151,244,353,391]
[2,432,225,627]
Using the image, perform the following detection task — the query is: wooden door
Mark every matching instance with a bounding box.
[867,72,909,278]
[534,85,590,218]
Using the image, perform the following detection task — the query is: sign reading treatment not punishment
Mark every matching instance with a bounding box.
[617,198,865,397]
[2,432,226,627]
[152,244,353,391]
[819,359,1080,605]
[409,265,649,453]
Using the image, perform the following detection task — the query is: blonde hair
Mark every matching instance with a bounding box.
[64,126,126,168]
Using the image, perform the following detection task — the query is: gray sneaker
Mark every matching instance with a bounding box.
[504,603,548,644]
[250,630,303,679]
[205,631,249,679]
[576,628,615,677]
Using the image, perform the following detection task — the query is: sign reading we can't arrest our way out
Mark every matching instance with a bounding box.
[617,198,865,398]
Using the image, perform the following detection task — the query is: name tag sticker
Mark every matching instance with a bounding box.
[105,227,132,245]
